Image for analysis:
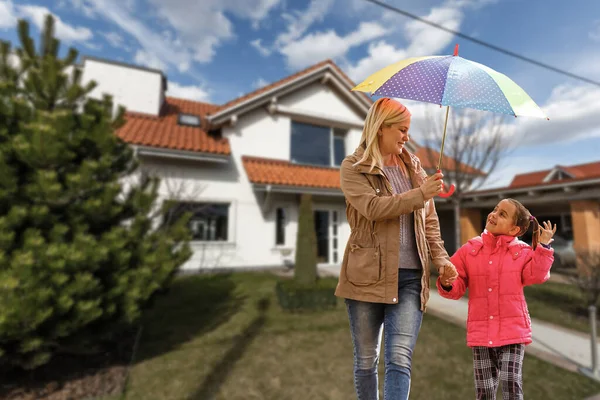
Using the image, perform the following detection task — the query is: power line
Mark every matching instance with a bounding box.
[363,0,600,87]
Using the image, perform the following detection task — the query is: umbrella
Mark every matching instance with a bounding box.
[352,44,547,197]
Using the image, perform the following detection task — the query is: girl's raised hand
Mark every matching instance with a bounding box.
[539,220,557,245]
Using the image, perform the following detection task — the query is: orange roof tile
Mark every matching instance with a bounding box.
[242,156,341,189]
[414,147,486,176]
[509,161,600,188]
[509,170,550,188]
[213,59,371,115]
[242,149,478,189]
[117,97,231,155]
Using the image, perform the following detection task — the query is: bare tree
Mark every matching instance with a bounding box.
[420,108,513,251]
[143,166,235,269]
[571,249,600,377]
[572,250,600,309]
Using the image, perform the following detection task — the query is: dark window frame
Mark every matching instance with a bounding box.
[167,201,230,242]
[290,121,348,167]
[275,207,286,246]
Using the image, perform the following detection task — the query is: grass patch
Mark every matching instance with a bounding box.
[524,280,593,335]
[119,272,600,400]
[275,277,337,311]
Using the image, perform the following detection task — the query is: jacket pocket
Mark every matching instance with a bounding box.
[346,244,381,285]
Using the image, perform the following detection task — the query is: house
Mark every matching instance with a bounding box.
[80,56,600,272]
[80,56,481,271]
[457,161,600,252]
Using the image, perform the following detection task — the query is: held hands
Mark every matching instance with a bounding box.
[539,220,557,245]
[420,173,444,200]
[438,264,459,287]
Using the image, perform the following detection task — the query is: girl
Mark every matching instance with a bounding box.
[437,198,556,400]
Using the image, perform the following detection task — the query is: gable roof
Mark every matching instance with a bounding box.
[116,97,230,155]
[206,59,372,124]
[509,161,600,188]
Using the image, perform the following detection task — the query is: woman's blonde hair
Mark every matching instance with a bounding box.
[354,97,411,172]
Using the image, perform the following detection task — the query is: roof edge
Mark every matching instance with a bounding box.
[208,62,371,124]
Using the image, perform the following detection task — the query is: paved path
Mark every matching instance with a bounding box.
[318,265,599,377]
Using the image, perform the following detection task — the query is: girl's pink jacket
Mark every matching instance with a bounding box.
[437,231,554,347]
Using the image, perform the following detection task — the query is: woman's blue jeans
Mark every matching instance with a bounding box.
[346,269,423,400]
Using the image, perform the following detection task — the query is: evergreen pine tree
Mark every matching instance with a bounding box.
[294,193,317,285]
[0,16,192,369]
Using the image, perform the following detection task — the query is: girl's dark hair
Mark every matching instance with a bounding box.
[505,198,540,250]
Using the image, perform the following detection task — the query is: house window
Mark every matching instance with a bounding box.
[168,202,229,241]
[178,113,201,127]
[291,121,347,167]
[556,171,568,180]
[275,208,285,245]
[333,128,346,166]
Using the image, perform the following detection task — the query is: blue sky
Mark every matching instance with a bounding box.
[1,0,600,187]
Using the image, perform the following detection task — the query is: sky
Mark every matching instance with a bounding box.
[1,0,600,188]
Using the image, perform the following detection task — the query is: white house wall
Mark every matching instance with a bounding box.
[280,81,365,125]
[226,107,291,161]
[102,66,368,271]
[140,83,365,270]
[82,59,163,116]
[173,81,362,270]
[137,156,302,270]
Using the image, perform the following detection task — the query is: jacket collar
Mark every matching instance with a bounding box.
[481,230,517,250]
[351,144,416,176]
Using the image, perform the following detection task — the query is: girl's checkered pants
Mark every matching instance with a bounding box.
[472,344,525,400]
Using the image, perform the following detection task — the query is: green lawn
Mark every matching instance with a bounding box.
[525,280,594,335]
[114,272,600,400]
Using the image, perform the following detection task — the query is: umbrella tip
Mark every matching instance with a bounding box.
[453,44,459,56]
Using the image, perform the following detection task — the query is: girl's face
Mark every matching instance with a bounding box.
[486,199,521,236]
[378,120,411,157]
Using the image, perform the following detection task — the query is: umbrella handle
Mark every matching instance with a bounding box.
[436,169,455,198]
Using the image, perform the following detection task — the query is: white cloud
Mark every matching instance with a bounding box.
[344,0,481,83]
[404,5,463,56]
[253,77,269,88]
[146,0,281,63]
[280,21,389,70]
[60,0,97,18]
[101,31,124,48]
[346,40,407,82]
[19,5,93,43]
[514,84,600,145]
[83,41,102,51]
[251,0,336,59]
[65,0,280,72]
[251,39,271,57]
[0,0,17,29]
[134,50,167,71]
[167,82,210,102]
[275,0,335,48]
[572,52,600,80]
[79,0,191,73]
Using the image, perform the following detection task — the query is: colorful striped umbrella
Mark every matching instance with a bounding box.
[352,44,547,197]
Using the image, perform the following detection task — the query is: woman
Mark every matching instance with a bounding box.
[335,97,458,400]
